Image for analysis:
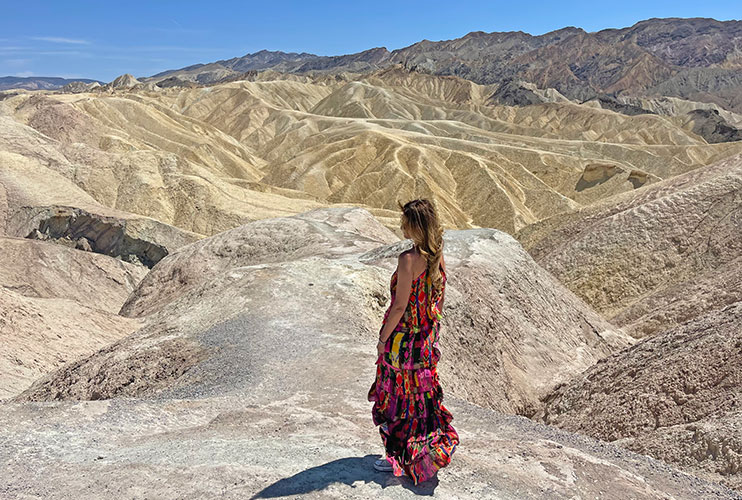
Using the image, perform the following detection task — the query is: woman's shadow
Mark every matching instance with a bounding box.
[249,454,439,498]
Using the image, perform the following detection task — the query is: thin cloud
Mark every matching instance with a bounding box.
[123,45,223,52]
[29,36,91,45]
[98,55,170,62]
[14,71,35,77]
[0,48,93,58]
[33,50,93,57]
[143,20,210,35]
[0,45,223,58]
[151,27,211,35]
[57,73,90,79]
[3,58,33,65]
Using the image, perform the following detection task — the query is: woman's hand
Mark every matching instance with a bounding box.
[376,339,385,357]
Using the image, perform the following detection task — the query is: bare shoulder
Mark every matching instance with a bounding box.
[398,250,414,268]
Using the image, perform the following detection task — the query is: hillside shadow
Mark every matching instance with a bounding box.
[249,454,439,498]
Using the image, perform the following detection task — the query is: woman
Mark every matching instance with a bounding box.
[367,198,459,484]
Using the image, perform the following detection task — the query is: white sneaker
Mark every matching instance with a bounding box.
[374,457,394,472]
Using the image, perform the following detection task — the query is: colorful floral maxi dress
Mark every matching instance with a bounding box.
[367,263,459,484]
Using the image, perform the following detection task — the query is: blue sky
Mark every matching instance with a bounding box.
[1,1,739,82]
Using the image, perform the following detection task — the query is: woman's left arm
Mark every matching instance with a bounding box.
[379,253,414,344]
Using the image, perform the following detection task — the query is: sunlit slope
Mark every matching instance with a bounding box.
[0,236,145,400]
[4,68,741,236]
[516,152,742,338]
[159,70,742,233]
[1,92,324,236]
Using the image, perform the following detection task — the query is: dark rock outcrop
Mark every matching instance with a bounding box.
[687,108,742,143]
[19,206,184,267]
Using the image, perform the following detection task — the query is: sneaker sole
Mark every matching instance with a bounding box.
[373,461,394,472]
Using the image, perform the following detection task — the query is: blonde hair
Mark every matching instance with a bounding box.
[397,198,445,315]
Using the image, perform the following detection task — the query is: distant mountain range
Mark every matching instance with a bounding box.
[140,17,742,112]
[0,76,103,91]
[4,17,742,112]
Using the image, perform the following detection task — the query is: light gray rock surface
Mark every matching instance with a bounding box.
[2,392,739,499]
[14,207,631,415]
[1,206,738,498]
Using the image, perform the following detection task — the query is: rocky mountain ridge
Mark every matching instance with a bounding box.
[9,17,742,114]
[139,17,742,113]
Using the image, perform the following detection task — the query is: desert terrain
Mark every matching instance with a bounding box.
[1,16,741,499]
